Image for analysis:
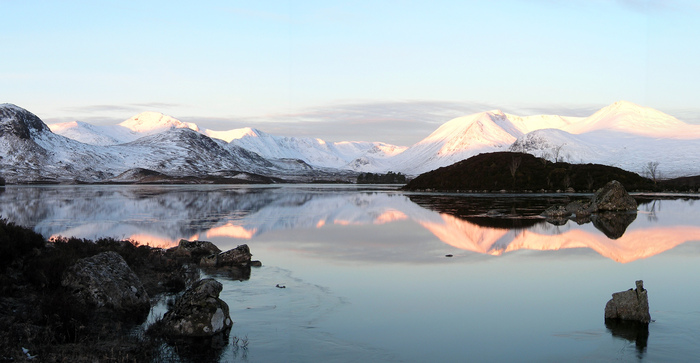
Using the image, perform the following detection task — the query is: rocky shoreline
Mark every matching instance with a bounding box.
[0,225,259,362]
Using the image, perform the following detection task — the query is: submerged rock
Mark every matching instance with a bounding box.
[604,280,651,323]
[155,278,233,347]
[61,251,150,321]
[592,180,637,211]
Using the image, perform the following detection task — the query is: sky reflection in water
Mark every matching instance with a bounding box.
[2,185,699,264]
[2,185,700,361]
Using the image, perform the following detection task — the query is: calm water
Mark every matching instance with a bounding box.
[2,185,700,362]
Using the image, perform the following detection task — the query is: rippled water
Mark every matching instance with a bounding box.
[2,185,700,362]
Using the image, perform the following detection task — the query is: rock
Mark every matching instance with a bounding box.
[156,278,233,347]
[541,205,570,218]
[172,239,222,259]
[216,244,252,267]
[541,205,570,225]
[565,200,593,217]
[199,254,218,267]
[197,244,254,268]
[592,180,637,212]
[61,251,150,321]
[604,280,651,323]
[591,212,637,239]
[249,260,263,267]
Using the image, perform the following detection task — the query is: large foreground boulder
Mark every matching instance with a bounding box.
[61,251,150,321]
[155,278,233,347]
[592,180,637,211]
[604,280,651,323]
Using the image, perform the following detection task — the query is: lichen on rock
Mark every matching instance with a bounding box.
[61,251,150,321]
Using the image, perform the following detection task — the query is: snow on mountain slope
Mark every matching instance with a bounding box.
[225,127,403,170]
[562,100,690,137]
[0,104,288,183]
[50,114,407,173]
[509,129,604,163]
[48,121,133,145]
[505,113,582,134]
[391,101,700,177]
[388,111,524,175]
[510,129,700,178]
[10,100,700,182]
[119,111,200,134]
[49,112,204,146]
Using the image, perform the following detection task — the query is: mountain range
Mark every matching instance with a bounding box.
[1,101,699,183]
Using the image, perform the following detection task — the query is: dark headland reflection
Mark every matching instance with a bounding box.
[1,185,700,263]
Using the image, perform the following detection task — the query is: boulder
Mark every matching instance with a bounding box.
[198,244,253,268]
[216,244,252,266]
[592,180,637,212]
[61,251,150,321]
[171,239,222,259]
[542,205,570,218]
[156,278,233,347]
[565,200,593,217]
[604,280,651,323]
[591,212,637,239]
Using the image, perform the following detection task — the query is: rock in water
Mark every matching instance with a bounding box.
[216,244,252,266]
[172,239,222,259]
[61,251,150,321]
[591,212,637,239]
[157,278,233,347]
[592,180,637,211]
[604,280,651,323]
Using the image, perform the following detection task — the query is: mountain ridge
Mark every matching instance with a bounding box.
[3,101,700,183]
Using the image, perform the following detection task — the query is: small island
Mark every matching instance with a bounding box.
[402,151,699,193]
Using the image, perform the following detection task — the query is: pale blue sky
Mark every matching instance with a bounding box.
[2,0,699,145]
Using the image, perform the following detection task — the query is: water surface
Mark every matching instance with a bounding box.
[2,185,700,362]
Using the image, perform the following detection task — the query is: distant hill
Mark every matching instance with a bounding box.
[402,152,656,192]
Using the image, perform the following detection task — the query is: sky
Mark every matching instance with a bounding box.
[2,0,700,146]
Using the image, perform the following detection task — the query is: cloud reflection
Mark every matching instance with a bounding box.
[1,186,699,263]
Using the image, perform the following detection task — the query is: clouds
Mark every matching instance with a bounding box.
[181,100,501,146]
[61,103,182,115]
[41,99,700,147]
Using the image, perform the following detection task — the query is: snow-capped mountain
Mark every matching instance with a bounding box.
[0,104,289,183]
[509,101,700,178]
[48,111,202,145]
[224,127,406,170]
[5,100,700,183]
[388,110,584,175]
[561,100,688,136]
[49,112,406,173]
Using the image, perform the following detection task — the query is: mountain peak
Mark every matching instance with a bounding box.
[563,100,685,135]
[0,103,50,139]
[119,112,200,133]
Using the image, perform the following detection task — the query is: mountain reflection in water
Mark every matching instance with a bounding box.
[1,185,699,263]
